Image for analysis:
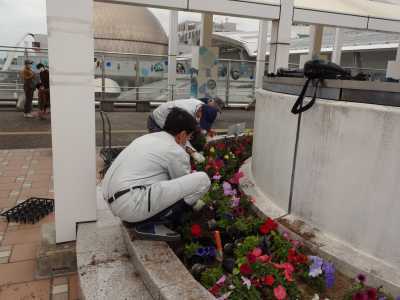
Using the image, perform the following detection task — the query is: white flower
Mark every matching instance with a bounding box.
[312,294,320,300]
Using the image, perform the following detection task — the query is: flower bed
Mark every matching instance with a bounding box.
[169,135,398,300]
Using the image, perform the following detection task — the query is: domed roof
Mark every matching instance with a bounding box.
[93,2,168,55]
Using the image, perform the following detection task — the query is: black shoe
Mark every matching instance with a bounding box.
[133,223,180,242]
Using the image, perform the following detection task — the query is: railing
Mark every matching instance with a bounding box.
[0,46,259,106]
[0,46,391,107]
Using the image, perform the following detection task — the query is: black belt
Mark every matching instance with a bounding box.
[107,186,146,205]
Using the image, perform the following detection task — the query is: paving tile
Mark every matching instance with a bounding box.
[2,227,42,246]
[0,246,12,264]
[0,279,50,300]
[0,182,22,192]
[0,177,17,184]
[68,275,81,300]
[53,283,68,293]
[9,243,39,262]
[53,276,68,286]
[0,260,36,285]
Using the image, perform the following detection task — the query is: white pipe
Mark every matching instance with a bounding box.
[168,10,178,101]
[255,20,269,89]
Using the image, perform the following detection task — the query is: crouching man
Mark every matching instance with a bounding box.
[102,108,211,241]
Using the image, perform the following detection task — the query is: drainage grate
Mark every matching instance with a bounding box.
[1,197,54,224]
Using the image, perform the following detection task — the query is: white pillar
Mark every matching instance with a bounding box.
[308,25,324,60]
[268,0,294,73]
[386,41,400,79]
[332,28,344,65]
[46,0,97,242]
[168,10,178,101]
[200,13,213,48]
[255,20,269,89]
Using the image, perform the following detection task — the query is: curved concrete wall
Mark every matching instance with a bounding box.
[253,89,400,269]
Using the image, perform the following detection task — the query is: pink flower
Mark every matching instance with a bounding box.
[257,255,270,263]
[251,247,262,257]
[229,171,244,185]
[273,285,287,299]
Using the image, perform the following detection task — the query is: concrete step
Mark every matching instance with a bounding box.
[76,208,154,300]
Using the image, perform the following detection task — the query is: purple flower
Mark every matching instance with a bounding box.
[322,261,335,288]
[395,297,400,300]
[207,246,217,257]
[378,297,387,300]
[231,196,240,208]
[223,181,233,196]
[308,256,323,278]
[213,174,221,181]
[196,247,207,257]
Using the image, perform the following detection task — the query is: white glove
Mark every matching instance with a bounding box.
[192,152,205,163]
[193,199,206,212]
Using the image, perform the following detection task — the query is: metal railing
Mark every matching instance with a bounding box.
[0,46,391,107]
[0,46,259,106]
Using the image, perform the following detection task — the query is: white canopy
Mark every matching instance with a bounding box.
[294,0,400,32]
[98,0,400,33]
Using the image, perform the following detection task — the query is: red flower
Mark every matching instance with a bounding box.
[191,224,202,238]
[273,263,294,282]
[247,253,257,264]
[288,248,308,265]
[251,278,262,288]
[215,159,224,170]
[216,143,226,151]
[259,218,278,235]
[273,285,287,299]
[367,288,377,300]
[209,284,220,296]
[239,263,252,276]
[264,275,275,286]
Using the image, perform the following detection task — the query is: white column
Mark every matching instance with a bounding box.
[255,20,269,89]
[168,10,178,101]
[46,0,97,242]
[308,25,324,60]
[200,13,213,48]
[332,28,344,65]
[386,41,400,79]
[268,0,294,73]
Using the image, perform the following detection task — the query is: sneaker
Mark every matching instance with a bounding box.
[23,113,33,118]
[132,223,180,241]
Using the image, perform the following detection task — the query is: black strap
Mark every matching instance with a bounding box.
[108,186,146,204]
[291,78,320,115]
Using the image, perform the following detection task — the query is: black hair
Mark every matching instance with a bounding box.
[163,107,197,136]
[36,63,44,69]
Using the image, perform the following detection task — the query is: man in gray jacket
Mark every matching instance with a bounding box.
[102,108,210,241]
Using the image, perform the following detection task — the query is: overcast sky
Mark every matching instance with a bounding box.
[0,0,399,47]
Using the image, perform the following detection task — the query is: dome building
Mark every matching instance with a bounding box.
[93,2,168,55]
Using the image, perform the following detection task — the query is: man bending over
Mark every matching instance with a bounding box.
[102,107,210,241]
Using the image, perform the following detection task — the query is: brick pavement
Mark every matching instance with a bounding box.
[0,148,80,300]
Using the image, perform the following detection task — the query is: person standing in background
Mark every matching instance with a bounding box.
[20,60,35,118]
[36,63,50,115]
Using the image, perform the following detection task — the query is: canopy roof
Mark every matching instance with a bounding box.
[98,0,400,33]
